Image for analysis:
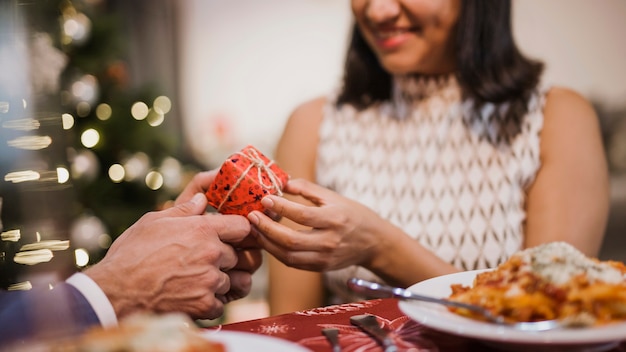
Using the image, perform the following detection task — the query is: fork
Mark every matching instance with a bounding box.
[347,277,561,332]
[322,328,341,352]
[350,314,398,352]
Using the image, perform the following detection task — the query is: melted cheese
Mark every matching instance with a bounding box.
[516,242,624,285]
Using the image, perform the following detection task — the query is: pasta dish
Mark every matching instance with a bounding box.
[448,242,626,326]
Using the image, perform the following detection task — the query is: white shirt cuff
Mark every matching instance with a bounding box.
[66,272,118,327]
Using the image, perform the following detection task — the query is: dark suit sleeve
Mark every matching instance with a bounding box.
[0,282,101,347]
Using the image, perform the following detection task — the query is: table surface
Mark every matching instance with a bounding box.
[214,298,626,352]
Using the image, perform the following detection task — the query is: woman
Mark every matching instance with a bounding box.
[247,0,609,314]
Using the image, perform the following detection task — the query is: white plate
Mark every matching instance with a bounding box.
[202,330,311,352]
[399,270,626,351]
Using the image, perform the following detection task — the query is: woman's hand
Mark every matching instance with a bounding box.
[247,178,386,272]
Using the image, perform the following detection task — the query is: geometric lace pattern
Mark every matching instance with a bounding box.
[316,75,547,303]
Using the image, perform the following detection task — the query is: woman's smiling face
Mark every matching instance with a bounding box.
[351,0,460,75]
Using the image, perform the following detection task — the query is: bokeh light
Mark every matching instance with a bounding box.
[71,149,99,181]
[7,135,52,150]
[56,167,70,183]
[123,152,150,181]
[71,74,98,104]
[160,157,183,191]
[131,101,149,120]
[97,234,112,249]
[70,215,108,252]
[153,95,171,114]
[147,110,164,127]
[95,103,112,120]
[62,12,92,45]
[76,101,91,117]
[4,170,40,183]
[81,128,99,148]
[108,163,125,182]
[62,113,75,129]
[145,171,164,190]
[75,248,89,267]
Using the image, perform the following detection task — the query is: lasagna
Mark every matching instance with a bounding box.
[448,242,626,326]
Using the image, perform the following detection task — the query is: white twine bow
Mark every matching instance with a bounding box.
[216,148,284,212]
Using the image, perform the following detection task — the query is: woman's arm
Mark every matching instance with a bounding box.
[267,97,326,315]
[524,87,610,256]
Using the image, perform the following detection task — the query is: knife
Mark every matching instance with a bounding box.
[350,314,398,352]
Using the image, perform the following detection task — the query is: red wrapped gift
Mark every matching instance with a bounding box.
[206,145,289,216]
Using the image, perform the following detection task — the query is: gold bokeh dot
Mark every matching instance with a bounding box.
[131,102,149,120]
[153,95,172,114]
[81,129,99,148]
[96,103,112,120]
[108,164,125,182]
[145,171,163,190]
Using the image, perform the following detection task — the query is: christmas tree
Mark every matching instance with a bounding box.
[0,0,198,288]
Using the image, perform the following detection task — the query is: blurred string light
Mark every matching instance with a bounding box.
[71,149,99,181]
[2,118,40,131]
[20,240,70,251]
[160,157,183,191]
[70,214,109,253]
[1,229,21,242]
[98,234,111,249]
[131,96,171,126]
[7,135,52,150]
[70,74,98,105]
[4,170,40,183]
[60,2,92,46]
[5,169,72,184]
[13,249,53,265]
[76,101,91,117]
[56,167,70,183]
[147,110,164,127]
[131,101,149,120]
[123,152,150,181]
[108,163,124,183]
[81,128,99,148]
[145,170,164,190]
[13,237,70,266]
[75,248,89,267]
[8,281,32,291]
[153,96,171,114]
[62,113,75,129]
[95,103,112,120]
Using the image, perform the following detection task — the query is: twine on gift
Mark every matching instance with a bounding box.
[216,148,285,212]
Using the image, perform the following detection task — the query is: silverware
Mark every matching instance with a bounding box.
[347,277,562,332]
[350,314,398,352]
[321,328,341,352]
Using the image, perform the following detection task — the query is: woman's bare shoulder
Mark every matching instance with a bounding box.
[543,87,596,122]
[541,86,604,159]
[275,96,327,179]
[287,96,327,128]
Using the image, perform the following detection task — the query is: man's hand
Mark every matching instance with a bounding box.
[173,168,263,305]
[85,192,252,320]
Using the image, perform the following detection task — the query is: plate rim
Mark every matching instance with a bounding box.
[398,269,626,346]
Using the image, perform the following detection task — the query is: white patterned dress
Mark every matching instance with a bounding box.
[316,75,547,304]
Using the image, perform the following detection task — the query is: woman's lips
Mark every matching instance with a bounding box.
[373,29,413,50]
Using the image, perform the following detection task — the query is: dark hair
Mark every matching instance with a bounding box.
[337,0,544,122]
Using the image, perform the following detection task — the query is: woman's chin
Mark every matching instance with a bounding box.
[378,56,454,76]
